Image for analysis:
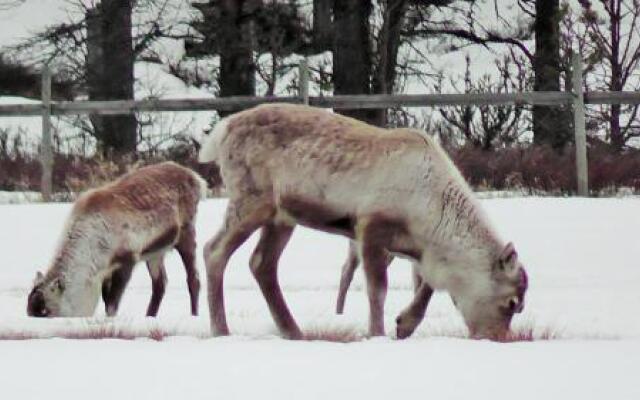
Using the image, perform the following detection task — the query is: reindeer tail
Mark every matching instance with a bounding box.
[198,117,230,164]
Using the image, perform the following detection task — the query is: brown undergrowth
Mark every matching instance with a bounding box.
[2,144,637,199]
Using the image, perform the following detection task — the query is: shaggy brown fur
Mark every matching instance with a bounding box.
[28,162,206,318]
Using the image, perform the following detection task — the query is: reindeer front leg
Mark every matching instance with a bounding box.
[359,218,394,337]
[335,240,359,315]
[102,263,135,317]
[337,241,394,315]
[395,266,434,339]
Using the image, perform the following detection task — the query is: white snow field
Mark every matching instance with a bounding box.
[0,197,639,399]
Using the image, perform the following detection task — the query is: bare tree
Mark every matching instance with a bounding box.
[436,55,528,150]
[311,0,332,52]
[370,0,410,126]
[8,0,186,156]
[579,0,640,150]
[188,0,309,111]
[86,1,136,157]
[407,0,572,150]
[253,1,308,96]
[332,0,377,124]
[532,0,571,150]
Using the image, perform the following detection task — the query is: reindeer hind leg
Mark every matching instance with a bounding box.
[146,255,168,317]
[176,224,200,316]
[250,222,301,339]
[204,197,274,336]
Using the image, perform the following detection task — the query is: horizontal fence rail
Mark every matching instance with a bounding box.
[3,91,640,117]
[1,55,637,198]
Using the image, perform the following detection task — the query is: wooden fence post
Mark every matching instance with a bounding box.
[299,58,309,105]
[41,66,53,202]
[572,53,589,196]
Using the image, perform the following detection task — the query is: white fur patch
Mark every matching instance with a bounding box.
[198,117,231,163]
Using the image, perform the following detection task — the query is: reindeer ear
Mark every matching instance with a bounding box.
[33,271,44,286]
[498,242,518,272]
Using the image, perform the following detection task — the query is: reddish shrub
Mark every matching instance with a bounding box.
[0,152,223,197]
[1,143,638,197]
[449,144,640,195]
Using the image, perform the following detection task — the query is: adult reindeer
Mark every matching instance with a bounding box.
[199,104,528,340]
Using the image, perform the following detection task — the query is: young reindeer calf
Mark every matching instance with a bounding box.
[27,162,206,318]
[199,104,528,340]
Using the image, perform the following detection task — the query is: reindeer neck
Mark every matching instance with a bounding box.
[427,181,502,257]
[47,217,115,290]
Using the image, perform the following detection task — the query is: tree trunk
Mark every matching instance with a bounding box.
[218,0,259,116]
[86,7,105,147]
[86,1,137,158]
[371,0,407,127]
[610,103,623,149]
[608,2,624,151]
[312,0,333,53]
[533,0,570,151]
[332,0,377,125]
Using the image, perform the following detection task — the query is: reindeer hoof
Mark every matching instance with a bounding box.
[395,314,418,340]
[105,305,118,317]
[284,328,304,340]
[211,326,231,337]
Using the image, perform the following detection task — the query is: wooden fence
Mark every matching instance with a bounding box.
[2,54,640,200]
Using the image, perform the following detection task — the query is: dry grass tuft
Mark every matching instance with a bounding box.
[492,326,561,343]
[148,327,167,342]
[0,324,177,342]
[60,325,139,341]
[303,328,365,343]
[0,331,40,341]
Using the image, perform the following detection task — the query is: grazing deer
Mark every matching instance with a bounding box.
[27,162,206,318]
[199,104,528,340]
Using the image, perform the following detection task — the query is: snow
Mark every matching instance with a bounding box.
[0,197,639,398]
[1,3,639,395]
[0,96,41,136]
[0,190,41,204]
[0,1,69,47]
[2,338,638,400]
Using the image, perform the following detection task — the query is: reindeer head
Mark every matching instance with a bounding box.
[450,242,528,340]
[27,272,65,317]
[28,269,103,318]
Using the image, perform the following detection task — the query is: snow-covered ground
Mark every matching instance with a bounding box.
[0,197,638,399]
